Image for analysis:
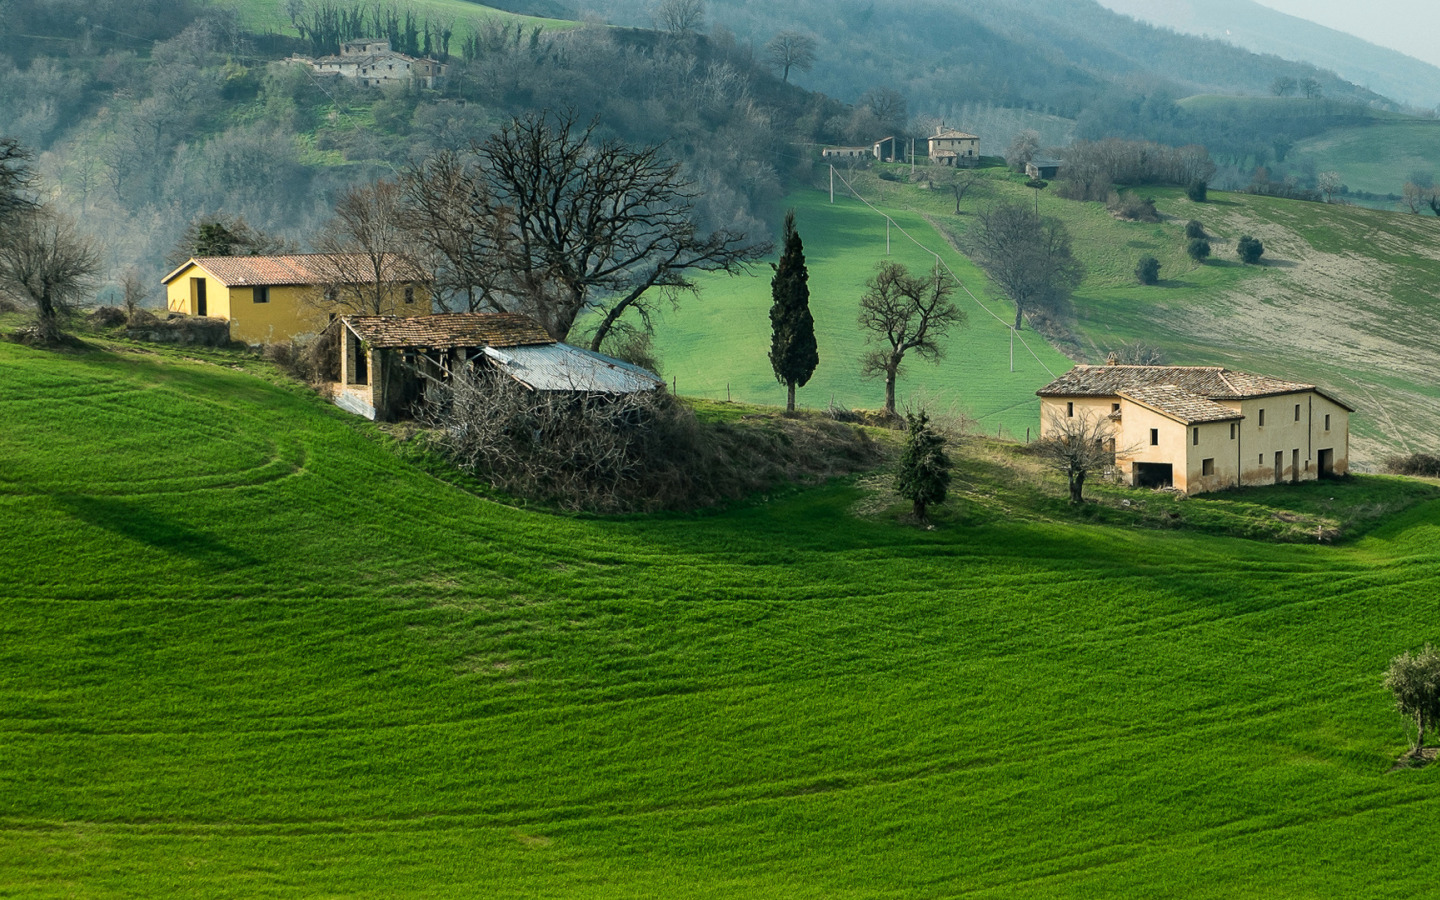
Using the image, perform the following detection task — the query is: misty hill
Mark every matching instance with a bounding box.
[575,0,1388,117]
[1098,0,1440,110]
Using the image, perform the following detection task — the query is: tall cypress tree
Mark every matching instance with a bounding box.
[768,209,818,412]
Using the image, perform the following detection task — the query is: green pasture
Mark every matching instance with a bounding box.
[672,168,1440,461]
[228,0,574,37]
[1293,118,1440,198]
[3,334,1440,896]
[648,185,1072,439]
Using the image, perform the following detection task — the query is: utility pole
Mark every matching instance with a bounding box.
[829,165,834,203]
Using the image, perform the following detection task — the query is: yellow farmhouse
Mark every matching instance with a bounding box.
[1037,364,1353,495]
[162,254,431,344]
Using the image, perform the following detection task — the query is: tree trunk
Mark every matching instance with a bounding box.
[786,381,796,413]
[884,371,897,417]
[1013,305,1023,331]
[913,498,927,522]
[1416,713,1426,753]
[1069,471,1085,504]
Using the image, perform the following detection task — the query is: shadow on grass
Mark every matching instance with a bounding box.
[1264,259,1298,268]
[53,494,258,568]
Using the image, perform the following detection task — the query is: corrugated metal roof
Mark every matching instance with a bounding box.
[490,343,663,394]
[343,313,553,349]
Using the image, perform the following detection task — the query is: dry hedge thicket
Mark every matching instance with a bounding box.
[420,370,885,512]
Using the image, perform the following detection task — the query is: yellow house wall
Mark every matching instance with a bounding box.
[1223,392,1350,485]
[165,263,434,343]
[1038,396,1117,437]
[1115,401,1188,486]
[1182,419,1243,494]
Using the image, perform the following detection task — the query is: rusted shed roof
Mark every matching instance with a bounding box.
[163,254,427,287]
[342,313,554,349]
[1119,385,1243,425]
[485,343,663,394]
[1038,365,1354,411]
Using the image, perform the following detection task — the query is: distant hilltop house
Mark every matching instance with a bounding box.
[1037,363,1352,495]
[821,145,873,161]
[332,313,663,421]
[927,127,979,168]
[1026,158,1062,179]
[162,254,432,344]
[288,39,446,88]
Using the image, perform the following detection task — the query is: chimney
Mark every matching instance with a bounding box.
[1106,353,1119,366]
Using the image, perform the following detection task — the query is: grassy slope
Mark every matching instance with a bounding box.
[3,338,1440,896]
[648,186,1073,439]
[229,0,572,34]
[1294,118,1440,197]
[659,168,1440,463]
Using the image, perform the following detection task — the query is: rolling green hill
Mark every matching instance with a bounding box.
[1294,118,1440,197]
[229,0,572,35]
[656,167,1440,464]
[2,326,1440,896]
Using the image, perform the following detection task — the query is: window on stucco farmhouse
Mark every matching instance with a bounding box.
[1067,401,1074,417]
[1294,403,1301,421]
[1324,414,1331,430]
[1229,423,1236,439]
[1202,458,1215,476]
[254,286,269,303]
[1259,408,1266,426]
[1192,427,1199,445]
[1150,428,1159,446]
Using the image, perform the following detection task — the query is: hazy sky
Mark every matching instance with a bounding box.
[1253,0,1440,68]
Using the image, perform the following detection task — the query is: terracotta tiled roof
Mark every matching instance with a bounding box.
[164,255,427,287]
[342,313,554,349]
[931,129,978,140]
[1118,385,1243,424]
[1038,365,1354,412]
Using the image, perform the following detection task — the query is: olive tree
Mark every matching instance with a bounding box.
[0,208,102,344]
[1384,645,1440,755]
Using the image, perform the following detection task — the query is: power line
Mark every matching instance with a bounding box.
[828,165,1056,378]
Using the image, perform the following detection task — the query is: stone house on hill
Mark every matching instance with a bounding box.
[1037,364,1352,494]
[289,39,446,88]
[162,254,431,344]
[927,127,980,167]
[333,313,663,421]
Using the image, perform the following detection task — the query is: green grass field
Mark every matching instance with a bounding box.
[660,168,1440,463]
[3,334,1440,896]
[230,0,573,38]
[1293,118,1440,198]
[648,186,1072,440]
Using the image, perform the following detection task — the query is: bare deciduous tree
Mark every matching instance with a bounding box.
[311,179,425,315]
[0,208,102,344]
[952,170,983,213]
[858,261,965,417]
[652,0,705,35]
[1005,129,1040,172]
[1034,410,1119,504]
[969,200,1083,331]
[764,31,816,83]
[400,111,769,349]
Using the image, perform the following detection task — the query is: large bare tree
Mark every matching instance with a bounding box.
[969,200,1083,330]
[400,111,769,349]
[311,179,426,315]
[764,31,816,83]
[858,261,965,417]
[0,208,102,344]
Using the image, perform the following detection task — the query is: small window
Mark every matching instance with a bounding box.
[1229,422,1236,439]
[1259,454,1264,464]
[1295,403,1301,422]
[1066,401,1074,417]
[253,286,269,304]
[1150,428,1159,446]
[1202,458,1215,476]
[1259,408,1266,426]
[404,285,415,304]
[1112,402,1120,413]
[1192,427,1199,446]
[1324,414,1331,431]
